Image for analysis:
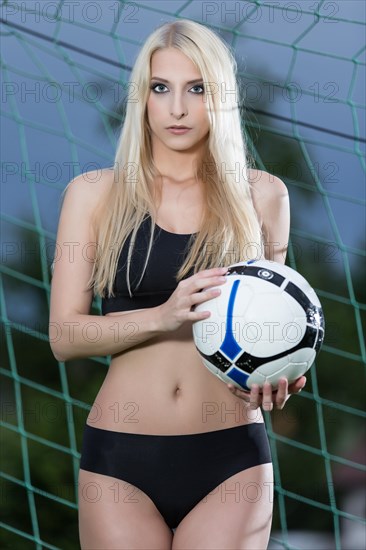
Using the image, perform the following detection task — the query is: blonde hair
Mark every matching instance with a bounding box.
[86,19,265,298]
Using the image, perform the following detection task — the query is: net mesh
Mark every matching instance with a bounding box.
[0,1,365,549]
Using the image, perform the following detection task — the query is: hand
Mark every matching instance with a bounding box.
[227,375,307,411]
[156,266,229,332]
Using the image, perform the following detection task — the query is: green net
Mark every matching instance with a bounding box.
[1,1,365,549]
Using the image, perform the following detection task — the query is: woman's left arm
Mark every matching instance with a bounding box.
[227,171,307,410]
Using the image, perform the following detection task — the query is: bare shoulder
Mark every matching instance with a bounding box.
[61,167,115,238]
[248,168,288,224]
[63,167,115,205]
[248,169,290,263]
[248,168,288,198]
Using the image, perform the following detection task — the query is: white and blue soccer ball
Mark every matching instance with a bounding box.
[192,259,325,391]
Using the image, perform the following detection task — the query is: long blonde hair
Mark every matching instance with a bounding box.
[86,19,265,299]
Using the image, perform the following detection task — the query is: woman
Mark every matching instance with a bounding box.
[49,19,305,550]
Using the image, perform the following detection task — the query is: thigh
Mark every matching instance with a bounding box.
[78,468,173,550]
[172,463,274,550]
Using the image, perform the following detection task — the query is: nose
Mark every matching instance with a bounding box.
[170,90,187,118]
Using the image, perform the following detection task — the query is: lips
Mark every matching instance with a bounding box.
[167,126,191,129]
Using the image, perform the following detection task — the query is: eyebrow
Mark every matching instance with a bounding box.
[150,77,203,84]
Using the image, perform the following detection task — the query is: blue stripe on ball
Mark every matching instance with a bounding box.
[227,366,250,391]
[219,279,242,361]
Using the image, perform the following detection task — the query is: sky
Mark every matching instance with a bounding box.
[1,0,365,286]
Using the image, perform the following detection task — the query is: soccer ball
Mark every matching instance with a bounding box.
[192,259,325,391]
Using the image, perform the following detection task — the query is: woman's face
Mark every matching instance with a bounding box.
[146,48,210,152]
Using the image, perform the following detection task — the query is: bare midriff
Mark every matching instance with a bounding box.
[86,308,263,434]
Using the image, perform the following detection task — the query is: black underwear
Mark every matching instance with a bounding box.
[79,422,272,530]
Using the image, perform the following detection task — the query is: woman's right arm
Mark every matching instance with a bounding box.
[49,170,228,362]
[49,171,163,362]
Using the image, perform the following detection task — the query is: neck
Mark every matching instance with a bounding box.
[150,135,206,181]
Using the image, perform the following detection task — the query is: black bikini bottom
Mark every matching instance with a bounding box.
[79,422,272,530]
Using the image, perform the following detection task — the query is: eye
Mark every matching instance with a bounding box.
[190,84,204,94]
[150,83,168,93]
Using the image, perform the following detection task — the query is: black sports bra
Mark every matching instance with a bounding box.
[101,215,197,314]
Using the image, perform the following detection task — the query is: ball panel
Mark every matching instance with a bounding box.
[248,358,311,389]
[282,316,307,347]
[288,348,316,366]
[259,362,310,387]
[226,366,250,390]
[251,338,289,358]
